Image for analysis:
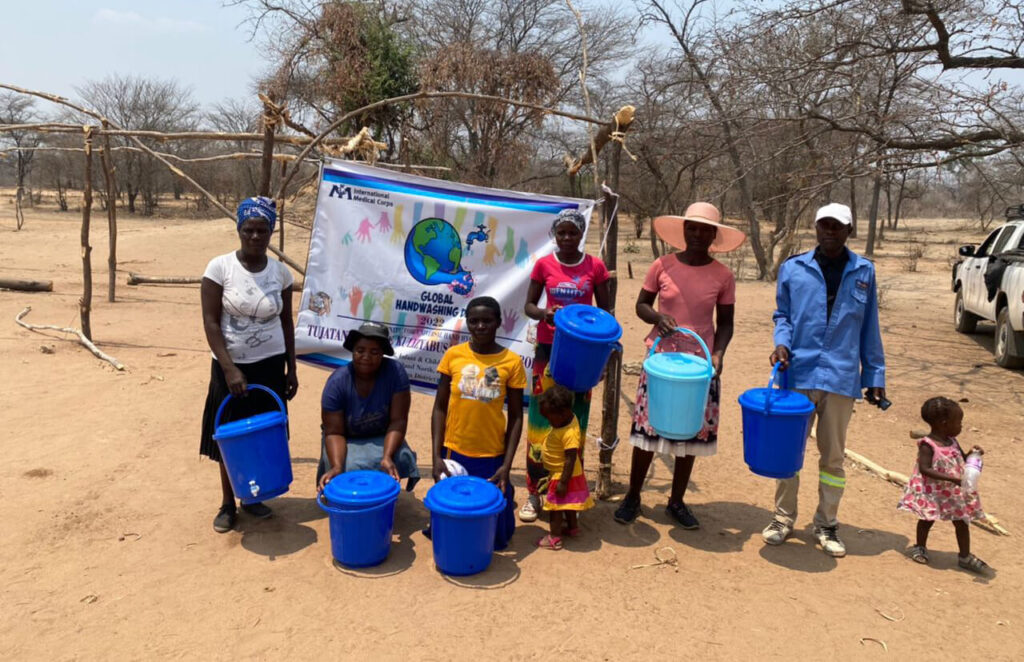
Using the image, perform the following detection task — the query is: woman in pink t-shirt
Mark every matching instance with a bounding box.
[613,202,745,530]
[519,208,610,522]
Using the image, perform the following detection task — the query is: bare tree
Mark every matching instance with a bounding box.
[0,91,40,228]
[75,75,200,215]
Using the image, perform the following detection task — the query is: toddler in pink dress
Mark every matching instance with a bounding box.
[897,397,989,573]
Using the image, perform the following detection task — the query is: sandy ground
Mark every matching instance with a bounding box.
[2,199,1023,661]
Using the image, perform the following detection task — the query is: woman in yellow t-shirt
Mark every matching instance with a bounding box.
[432,296,526,550]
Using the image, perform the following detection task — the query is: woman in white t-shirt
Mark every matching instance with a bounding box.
[199,196,299,533]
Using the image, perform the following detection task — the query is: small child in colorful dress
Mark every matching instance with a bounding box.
[897,397,990,573]
[536,384,594,550]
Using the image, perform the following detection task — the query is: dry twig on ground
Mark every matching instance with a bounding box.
[14,306,125,370]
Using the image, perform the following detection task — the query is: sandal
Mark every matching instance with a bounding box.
[536,534,563,550]
[565,527,581,538]
[958,553,991,574]
[908,545,929,564]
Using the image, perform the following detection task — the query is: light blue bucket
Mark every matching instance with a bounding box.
[643,327,714,440]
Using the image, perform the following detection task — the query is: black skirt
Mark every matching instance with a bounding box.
[199,354,289,462]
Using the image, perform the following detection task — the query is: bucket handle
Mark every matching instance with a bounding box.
[764,362,789,414]
[214,383,287,430]
[648,327,714,378]
[316,492,395,516]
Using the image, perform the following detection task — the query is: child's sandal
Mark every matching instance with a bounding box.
[536,534,563,550]
[958,553,991,574]
[565,527,581,538]
[908,545,929,564]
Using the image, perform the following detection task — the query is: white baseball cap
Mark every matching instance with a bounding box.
[814,203,853,226]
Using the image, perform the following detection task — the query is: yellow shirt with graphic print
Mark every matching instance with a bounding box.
[437,342,527,458]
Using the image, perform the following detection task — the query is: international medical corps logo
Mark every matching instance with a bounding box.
[403,217,490,296]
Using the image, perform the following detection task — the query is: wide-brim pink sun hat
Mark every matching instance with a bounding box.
[653,202,747,253]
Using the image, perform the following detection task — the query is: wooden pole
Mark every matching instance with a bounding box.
[278,160,288,253]
[866,167,882,256]
[14,186,25,230]
[100,120,117,302]
[80,129,94,340]
[596,141,623,499]
[258,93,277,197]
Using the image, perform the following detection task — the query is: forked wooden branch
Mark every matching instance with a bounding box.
[15,306,125,370]
[566,106,637,176]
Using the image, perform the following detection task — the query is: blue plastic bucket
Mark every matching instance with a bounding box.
[643,327,714,439]
[549,304,622,392]
[424,476,506,576]
[213,384,292,505]
[737,363,815,479]
[318,470,400,568]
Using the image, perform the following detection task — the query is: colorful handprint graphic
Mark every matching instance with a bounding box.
[361,292,376,320]
[483,242,500,266]
[515,237,530,268]
[503,227,515,263]
[349,286,363,316]
[502,308,520,334]
[356,218,373,243]
[453,206,468,233]
[391,204,405,244]
[380,289,395,323]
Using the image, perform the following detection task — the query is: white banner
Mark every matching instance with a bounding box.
[296,159,596,392]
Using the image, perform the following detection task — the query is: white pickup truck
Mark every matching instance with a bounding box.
[953,205,1024,368]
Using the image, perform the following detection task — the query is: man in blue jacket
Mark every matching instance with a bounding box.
[761,203,886,558]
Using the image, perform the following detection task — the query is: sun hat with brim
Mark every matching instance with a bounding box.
[342,322,395,356]
[653,201,746,253]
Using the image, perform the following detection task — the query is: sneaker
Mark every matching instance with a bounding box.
[761,520,792,545]
[613,495,641,524]
[666,502,700,530]
[213,505,237,533]
[813,525,847,557]
[241,502,273,519]
[518,495,540,522]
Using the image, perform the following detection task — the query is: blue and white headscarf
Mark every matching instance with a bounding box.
[550,208,586,237]
[236,196,277,232]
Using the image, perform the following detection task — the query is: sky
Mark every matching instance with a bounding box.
[2,0,1019,113]
[0,1,263,107]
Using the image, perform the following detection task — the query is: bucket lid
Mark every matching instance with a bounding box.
[322,470,400,508]
[424,475,505,517]
[213,411,287,440]
[738,387,815,415]
[643,352,711,381]
[553,304,622,343]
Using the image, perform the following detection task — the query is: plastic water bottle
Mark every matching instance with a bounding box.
[962,451,983,492]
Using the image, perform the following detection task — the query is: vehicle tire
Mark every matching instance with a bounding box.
[954,290,979,334]
[994,308,1024,369]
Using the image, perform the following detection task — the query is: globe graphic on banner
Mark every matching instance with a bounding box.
[404,217,475,295]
